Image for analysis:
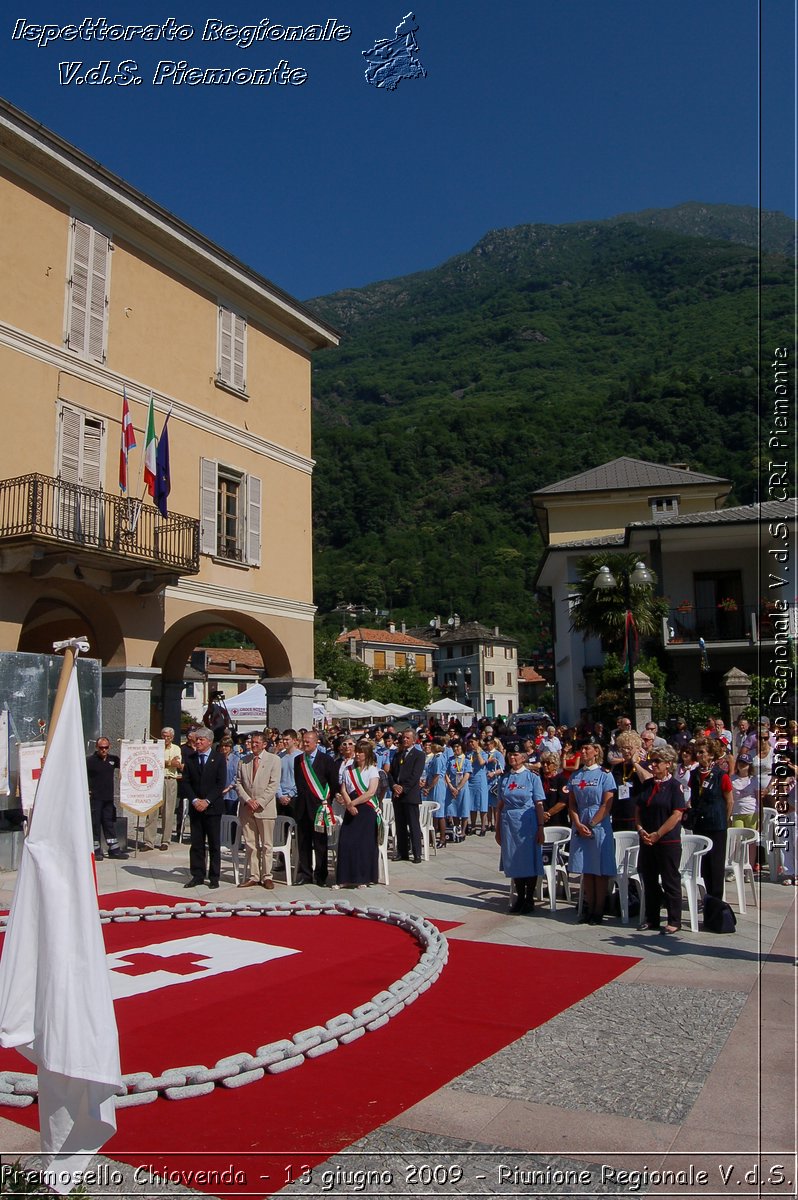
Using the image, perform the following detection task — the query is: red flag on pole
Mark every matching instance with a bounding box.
[119,388,136,493]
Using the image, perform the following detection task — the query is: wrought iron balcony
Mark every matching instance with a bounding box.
[665,603,797,645]
[0,473,199,586]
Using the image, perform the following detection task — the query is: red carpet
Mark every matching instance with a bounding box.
[1,890,637,1195]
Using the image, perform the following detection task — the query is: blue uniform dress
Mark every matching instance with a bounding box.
[498,768,544,877]
[566,766,616,875]
[427,752,447,815]
[467,748,490,814]
[445,754,472,819]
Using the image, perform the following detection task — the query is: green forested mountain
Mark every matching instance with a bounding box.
[306,204,794,656]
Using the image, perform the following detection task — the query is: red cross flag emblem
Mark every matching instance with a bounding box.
[106,933,298,999]
[119,740,166,818]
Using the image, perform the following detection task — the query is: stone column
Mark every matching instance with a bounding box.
[160,679,186,738]
[262,676,320,731]
[102,665,161,746]
[632,668,653,729]
[723,667,752,727]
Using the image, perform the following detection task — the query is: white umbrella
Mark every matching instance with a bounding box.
[424,698,474,715]
[325,699,366,718]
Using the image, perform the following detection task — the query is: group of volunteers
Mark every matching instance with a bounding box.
[86,709,796,933]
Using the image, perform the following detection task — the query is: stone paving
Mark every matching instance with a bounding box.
[0,828,795,1197]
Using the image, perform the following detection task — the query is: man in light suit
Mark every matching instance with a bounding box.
[182,726,227,889]
[390,729,426,862]
[236,731,281,889]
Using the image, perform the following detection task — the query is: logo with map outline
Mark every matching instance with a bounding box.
[362,11,427,90]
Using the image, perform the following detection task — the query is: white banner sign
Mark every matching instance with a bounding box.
[18,741,46,816]
[0,711,8,796]
[119,740,165,817]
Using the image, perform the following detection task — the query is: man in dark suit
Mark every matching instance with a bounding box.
[293,729,339,886]
[182,726,227,889]
[390,729,426,862]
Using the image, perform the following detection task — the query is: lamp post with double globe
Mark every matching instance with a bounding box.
[592,560,655,728]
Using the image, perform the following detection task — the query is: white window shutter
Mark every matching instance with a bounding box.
[87,229,109,362]
[58,405,82,483]
[199,459,218,555]
[218,307,233,384]
[218,306,247,391]
[81,418,103,490]
[232,312,246,391]
[246,474,261,566]
[67,220,90,354]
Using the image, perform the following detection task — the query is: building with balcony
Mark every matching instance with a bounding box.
[534,457,796,722]
[336,626,436,693]
[0,99,337,741]
[407,617,519,719]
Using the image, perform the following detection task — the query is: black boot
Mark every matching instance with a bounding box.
[509,880,526,913]
[520,877,537,914]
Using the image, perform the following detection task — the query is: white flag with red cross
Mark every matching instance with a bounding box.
[18,741,46,816]
[119,740,165,817]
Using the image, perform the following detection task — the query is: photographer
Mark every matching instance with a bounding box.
[203,690,232,744]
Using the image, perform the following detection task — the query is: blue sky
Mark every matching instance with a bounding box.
[1,2,793,300]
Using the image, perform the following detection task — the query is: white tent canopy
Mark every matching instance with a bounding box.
[384,703,417,717]
[223,683,268,720]
[324,699,367,719]
[360,700,393,717]
[424,699,475,716]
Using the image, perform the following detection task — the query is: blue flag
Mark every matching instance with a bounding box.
[154,417,171,518]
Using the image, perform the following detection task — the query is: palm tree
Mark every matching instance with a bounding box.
[569,552,667,651]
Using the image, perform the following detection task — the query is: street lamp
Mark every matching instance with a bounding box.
[593,560,654,727]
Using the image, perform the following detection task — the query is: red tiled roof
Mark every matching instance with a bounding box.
[194,647,264,673]
[519,666,546,683]
[336,628,437,649]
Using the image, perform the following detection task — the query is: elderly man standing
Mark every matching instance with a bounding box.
[390,729,426,862]
[142,726,183,851]
[183,726,227,889]
[236,731,281,889]
[293,729,338,886]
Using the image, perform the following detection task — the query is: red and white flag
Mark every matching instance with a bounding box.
[0,667,123,1192]
[118,387,136,493]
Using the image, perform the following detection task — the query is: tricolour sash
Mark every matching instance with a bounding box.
[345,766,382,827]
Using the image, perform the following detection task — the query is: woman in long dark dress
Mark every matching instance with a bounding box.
[334,738,380,888]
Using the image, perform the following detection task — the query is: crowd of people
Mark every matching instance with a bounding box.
[85,710,797,932]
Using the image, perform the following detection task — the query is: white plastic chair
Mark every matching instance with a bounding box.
[611,830,645,926]
[679,834,713,932]
[377,809,390,885]
[271,814,297,886]
[761,806,780,880]
[380,797,396,856]
[220,813,243,885]
[419,800,438,860]
[724,827,758,912]
[534,826,571,912]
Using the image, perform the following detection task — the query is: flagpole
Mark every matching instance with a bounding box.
[30,637,90,829]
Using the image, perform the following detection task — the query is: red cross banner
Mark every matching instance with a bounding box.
[119,740,165,818]
[18,740,46,816]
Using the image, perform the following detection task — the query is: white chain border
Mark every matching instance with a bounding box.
[0,898,448,1107]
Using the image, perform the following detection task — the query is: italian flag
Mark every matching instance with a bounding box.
[143,394,157,498]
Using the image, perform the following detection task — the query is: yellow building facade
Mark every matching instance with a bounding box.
[0,100,337,739]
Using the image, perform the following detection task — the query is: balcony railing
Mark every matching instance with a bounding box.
[0,473,199,575]
[666,603,797,645]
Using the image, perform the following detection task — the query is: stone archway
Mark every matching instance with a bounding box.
[152,610,294,734]
[17,587,126,667]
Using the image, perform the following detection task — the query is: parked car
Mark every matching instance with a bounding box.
[507,710,556,743]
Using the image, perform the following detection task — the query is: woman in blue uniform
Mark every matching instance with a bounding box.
[565,742,616,924]
[495,741,545,914]
[444,739,471,842]
[466,734,489,835]
[485,737,506,831]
